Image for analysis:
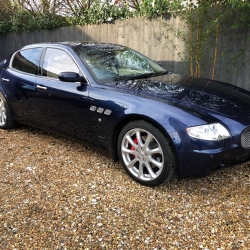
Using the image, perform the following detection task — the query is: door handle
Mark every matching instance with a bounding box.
[2,78,9,82]
[37,85,47,90]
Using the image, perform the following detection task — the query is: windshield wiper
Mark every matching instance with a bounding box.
[113,71,168,81]
[136,71,169,79]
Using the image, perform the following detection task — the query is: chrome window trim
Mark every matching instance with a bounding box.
[9,46,91,85]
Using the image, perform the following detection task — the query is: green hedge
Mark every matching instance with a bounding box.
[0,10,70,34]
[1,0,249,34]
[0,0,171,34]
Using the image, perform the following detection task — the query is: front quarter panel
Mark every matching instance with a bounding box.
[88,83,216,153]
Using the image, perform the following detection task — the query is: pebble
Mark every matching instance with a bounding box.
[0,126,249,249]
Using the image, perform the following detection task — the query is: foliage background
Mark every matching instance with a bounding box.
[1,0,249,34]
[0,0,173,34]
[0,0,249,81]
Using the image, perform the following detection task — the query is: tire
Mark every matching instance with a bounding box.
[118,120,176,186]
[0,92,14,129]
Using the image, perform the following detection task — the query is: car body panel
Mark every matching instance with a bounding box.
[1,67,37,123]
[101,74,250,121]
[35,76,90,140]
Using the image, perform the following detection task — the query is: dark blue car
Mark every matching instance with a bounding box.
[0,42,250,186]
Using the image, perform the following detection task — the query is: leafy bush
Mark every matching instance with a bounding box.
[0,0,171,34]
[70,4,133,26]
[137,0,171,18]
[1,0,249,34]
[0,11,70,34]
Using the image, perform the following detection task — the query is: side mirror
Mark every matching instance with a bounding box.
[0,59,7,68]
[58,72,87,84]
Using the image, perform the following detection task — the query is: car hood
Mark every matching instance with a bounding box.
[111,73,250,119]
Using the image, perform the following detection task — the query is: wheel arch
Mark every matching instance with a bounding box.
[111,114,178,163]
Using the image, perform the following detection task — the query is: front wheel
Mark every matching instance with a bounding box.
[118,120,176,186]
[0,92,13,129]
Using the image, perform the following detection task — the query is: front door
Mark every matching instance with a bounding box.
[34,47,91,141]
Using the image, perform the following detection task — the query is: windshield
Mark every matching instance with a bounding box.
[75,45,167,83]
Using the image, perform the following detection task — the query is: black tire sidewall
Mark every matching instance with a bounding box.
[0,92,13,129]
[118,120,176,186]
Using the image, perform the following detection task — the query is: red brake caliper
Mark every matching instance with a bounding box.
[130,138,138,158]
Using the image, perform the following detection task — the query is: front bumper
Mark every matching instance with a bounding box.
[176,139,250,178]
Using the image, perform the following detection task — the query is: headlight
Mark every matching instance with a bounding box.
[187,123,231,141]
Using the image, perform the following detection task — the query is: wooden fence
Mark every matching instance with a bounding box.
[0,17,250,90]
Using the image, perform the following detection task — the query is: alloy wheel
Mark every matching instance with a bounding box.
[0,98,6,126]
[121,128,164,181]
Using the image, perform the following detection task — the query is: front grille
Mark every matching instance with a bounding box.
[241,127,250,149]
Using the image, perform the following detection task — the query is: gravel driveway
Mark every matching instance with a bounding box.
[0,125,249,249]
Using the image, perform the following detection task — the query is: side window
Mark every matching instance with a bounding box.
[42,48,80,79]
[12,48,42,75]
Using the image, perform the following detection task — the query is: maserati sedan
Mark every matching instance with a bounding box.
[1,42,250,186]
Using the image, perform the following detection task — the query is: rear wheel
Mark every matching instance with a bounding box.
[0,92,13,129]
[118,120,176,186]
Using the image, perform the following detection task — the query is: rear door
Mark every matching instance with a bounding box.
[0,47,43,123]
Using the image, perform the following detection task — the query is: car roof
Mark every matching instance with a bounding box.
[22,42,126,51]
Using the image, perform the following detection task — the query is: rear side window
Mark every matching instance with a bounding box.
[12,48,43,75]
